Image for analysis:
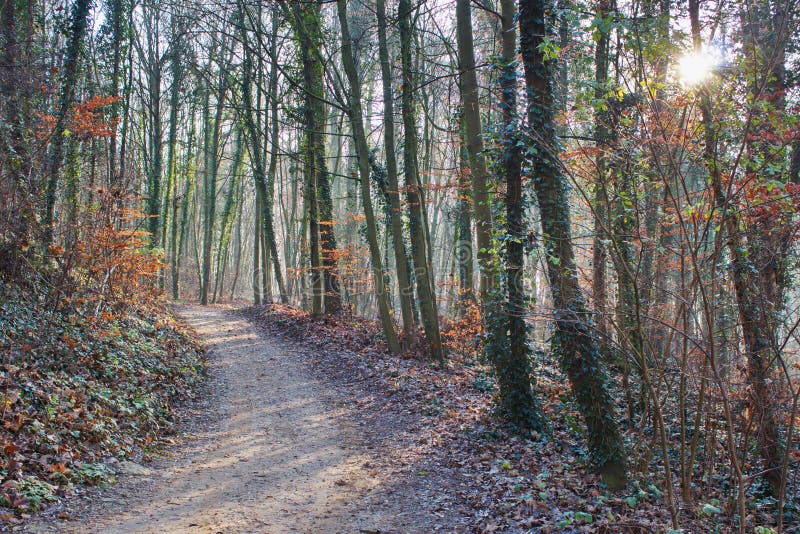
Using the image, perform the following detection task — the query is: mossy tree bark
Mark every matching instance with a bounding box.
[375,0,415,337]
[518,0,627,488]
[398,0,444,361]
[336,0,401,354]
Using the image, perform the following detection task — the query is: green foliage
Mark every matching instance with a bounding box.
[73,463,115,486]
[16,477,56,511]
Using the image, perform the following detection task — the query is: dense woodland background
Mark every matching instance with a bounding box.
[1,0,800,530]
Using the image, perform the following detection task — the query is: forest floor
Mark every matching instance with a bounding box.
[19,303,745,533]
[20,305,465,533]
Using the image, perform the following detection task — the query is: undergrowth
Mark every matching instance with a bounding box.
[0,277,204,521]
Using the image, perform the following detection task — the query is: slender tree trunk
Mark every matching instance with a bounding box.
[253,191,262,305]
[200,49,228,305]
[456,123,474,311]
[213,128,244,303]
[238,7,288,304]
[336,0,401,354]
[143,5,163,250]
[107,0,124,187]
[163,29,183,290]
[375,0,415,337]
[175,101,197,299]
[455,0,492,305]
[265,14,287,304]
[398,0,444,361]
[42,0,92,250]
[519,0,626,488]
[229,177,244,299]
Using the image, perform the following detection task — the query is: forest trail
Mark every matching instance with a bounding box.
[25,306,425,533]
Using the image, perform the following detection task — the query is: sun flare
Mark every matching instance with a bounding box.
[676,48,720,86]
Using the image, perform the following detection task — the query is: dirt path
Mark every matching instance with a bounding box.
[24,306,432,533]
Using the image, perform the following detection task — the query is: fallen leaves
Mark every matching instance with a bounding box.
[0,282,205,519]
[245,303,739,533]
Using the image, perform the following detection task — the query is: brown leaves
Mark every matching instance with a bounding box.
[0,288,204,517]
[36,95,121,141]
[247,303,724,532]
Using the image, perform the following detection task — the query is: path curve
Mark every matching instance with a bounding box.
[26,306,402,533]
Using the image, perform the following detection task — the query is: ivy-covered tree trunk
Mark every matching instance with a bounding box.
[290,1,340,315]
[591,0,610,360]
[42,0,92,250]
[336,0,400,354]
[518,0,626,488]
[485,0,547,433]
[398,0,444,361]
[376,0,415,336]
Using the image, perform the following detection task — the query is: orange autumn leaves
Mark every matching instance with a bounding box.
[37,95,120,141]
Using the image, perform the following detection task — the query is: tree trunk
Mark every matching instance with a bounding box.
[265,14,286,304]
[375,0,415,337]
[336,0,401,354]
[519,0,626,488]
[200,47,228,305]
[253,191,262,305]
[239,9,288,304]
[289,1,340,315]
[455,0,492,305]
[106,0,124,187]
[143,5,163,250]
[163,26,183,290]
[42,0,92,250]
[485,0,547,433]
[591,0,611,359]
[213,127,244,303]
[455,122,474,311]
[398,0,444,361]
[175,99,198,299]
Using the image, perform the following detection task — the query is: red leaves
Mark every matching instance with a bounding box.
[737,177,800,228]
[44,188,163,308]
[36,95,120,141]
[441,299,483,361]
